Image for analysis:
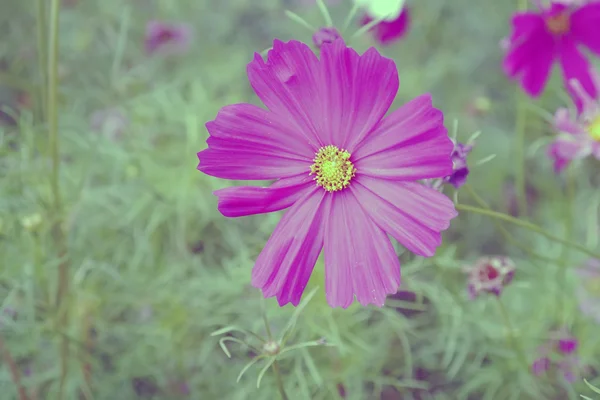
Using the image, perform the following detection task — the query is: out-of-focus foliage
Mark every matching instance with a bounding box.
[0,0,599,399]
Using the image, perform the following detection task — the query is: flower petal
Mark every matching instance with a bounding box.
[323,190,401,308]
[247,40,325,150]
[553,108,585,135]
[571,2,600,55]
[214,173,315,217]
[351,175,457,257]
[320,40,399,150]
[251,189,327,306]
[352,94,454,180]
[546,135,591,173]
[198,103,313,180]
[558,36,598,109]
[502,18,555,97]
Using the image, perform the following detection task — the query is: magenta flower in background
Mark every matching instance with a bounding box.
[502,1,600,102]
[463,256,516,299]
[532,329,586,383]
[547,74,600,173]
[312,27,342,49]
[360,7,410,46]
[575,258,600,323]
[144,21,193,56]
[197,39,457,308]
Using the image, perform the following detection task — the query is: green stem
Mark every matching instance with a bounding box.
[514,94,528,216]
[36,0,48,120]
[46,0,70,398]
[558,169,575,320]
[495,297,530,374]
[261,304,288,400]
[463,184,563,265]
[455,204,600,259]
[272,360,289,400]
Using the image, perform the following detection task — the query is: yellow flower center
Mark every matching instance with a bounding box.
[588,116,600,142]
[310,145,356,192]
[583,277,600,297]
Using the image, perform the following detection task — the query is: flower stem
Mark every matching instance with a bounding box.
[35,0,47,120]
[272,360,289,400]
[462,184,563,265]
[0,335,29,400]
[261,305,288,400]
[495,296,530,374]
[45,0,71,398]
[455,204,600,259]
[558,169,575,320]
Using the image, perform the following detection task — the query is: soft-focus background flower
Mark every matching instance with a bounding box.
[1,0,600,399]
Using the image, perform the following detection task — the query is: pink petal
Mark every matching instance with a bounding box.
[319,40,399,151]
[502,19,555,97]
[360,8,411,46]
[553,107,585,135]
[323,190,401,308]
[351,94,454,180]
[571,2,600,55]
[547,135,591,173]
[558,36,598,109]
[247,40,325,150]
[198,103,312,180]
[214,173,315,217]
[251,189,327,306]
[351,176,456,257]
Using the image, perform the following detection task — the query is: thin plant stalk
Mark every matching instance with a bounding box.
[455,204,600,259]
[261,311,289,400]
[0,335,30,400]
[36,0,47,120]
[495,297,530,375]
[558,168,575,320]
[462,184,562,265]
[45,0,71,398]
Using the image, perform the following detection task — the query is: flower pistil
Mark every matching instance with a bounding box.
[310,145,357,192]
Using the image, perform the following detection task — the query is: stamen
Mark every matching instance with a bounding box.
[310,145,356,192]
[588,116,600,141]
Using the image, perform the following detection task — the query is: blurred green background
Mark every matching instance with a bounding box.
[1,0,600,399]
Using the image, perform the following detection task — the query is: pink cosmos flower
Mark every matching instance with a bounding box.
[547,75,600,173]
[502,1,600,102]
[197,39,457,308]
[360,7,410,46]
[144,21,193,56]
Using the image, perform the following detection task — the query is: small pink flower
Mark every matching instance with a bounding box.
[533,329,585,383]
[360,7,410,46]
[502,1,600,102]
[312,27,342,49]
[575,258,600,323]
[463,256,515,299]
[547,74,600,173]
[144,21,193,56]
[197,39,457,308]
[557,336,578,354]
